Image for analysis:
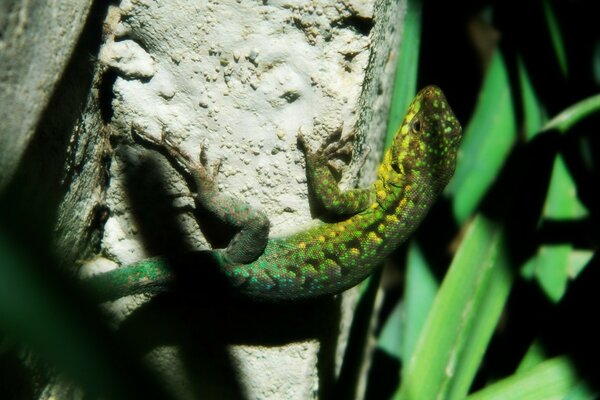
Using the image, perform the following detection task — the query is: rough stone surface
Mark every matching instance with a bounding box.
[0,0,93,191]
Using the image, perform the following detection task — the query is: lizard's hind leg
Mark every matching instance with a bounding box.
[131,124,270,265]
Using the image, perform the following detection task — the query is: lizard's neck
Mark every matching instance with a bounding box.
[348,145,441,263]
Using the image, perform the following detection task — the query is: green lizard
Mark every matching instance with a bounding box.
[87,85,461,302]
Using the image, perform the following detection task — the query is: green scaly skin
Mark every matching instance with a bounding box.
[88,86,461,302]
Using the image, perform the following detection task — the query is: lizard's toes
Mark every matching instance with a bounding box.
[296,128,313,153]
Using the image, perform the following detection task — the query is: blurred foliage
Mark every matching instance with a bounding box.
[373,0,600,399]
[1,0,600,399]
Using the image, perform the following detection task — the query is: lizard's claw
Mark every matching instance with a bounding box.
[131,123,175,150]
[131,123,160,146]
[296,127,312,154]
[321,130,354,159]
[297,126,355,165]
[197,141,221,181]
[131,123,203,177]
[130,122,222,207]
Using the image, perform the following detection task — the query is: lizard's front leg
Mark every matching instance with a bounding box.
[132,125,270,265]
[297,130,375,216]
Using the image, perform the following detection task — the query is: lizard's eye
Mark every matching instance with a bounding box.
[411,118,421,133]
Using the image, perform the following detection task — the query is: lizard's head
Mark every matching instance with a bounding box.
[389,85,462,191]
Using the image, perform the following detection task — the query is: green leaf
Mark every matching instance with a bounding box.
[542,0,568,77]
[517,56,546,141]
[593,41,600,85]
[564,381,598,400]
[446,51,517,223]
[399,241,437,361]
[377,293,404,360]
[516,342,548,373]
[395,215,513,400]
[543,155,588,220]
[543,93,600,133]
[377,242,437,361]
[521,155,591,302]
[467,357,582,400]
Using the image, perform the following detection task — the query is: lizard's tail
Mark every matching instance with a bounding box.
[83,258,174,303]
[83,250,231,302]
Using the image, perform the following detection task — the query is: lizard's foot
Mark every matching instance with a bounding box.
[297,127,373,215]
[131,123,220,192]
[320,129,371,173]
[296,127,312,154]
[131,123,195,170]
[321,129,355,160]
[297,128,356,182]
[297,127,354,160]
[197,141,222,183]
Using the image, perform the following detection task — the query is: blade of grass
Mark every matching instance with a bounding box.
[564,381,598,400]
[517,55,546,141]
[522,155,591,302]
[377,292,405,359]
[446,51,517,223]
[594,41,600,84]
[543,93,600,133]
[542,0,568,78]
[399,241,438,361]
[516,342,548,373]
[516,90,600,373]
[466,356,582,400]
[520,87,599,300]
[377,242,437,362]
[395,215,513,400]
[518,58,598,300]
[515,50,593,287]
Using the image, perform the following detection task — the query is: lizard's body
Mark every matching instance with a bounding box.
[87,86,461,302]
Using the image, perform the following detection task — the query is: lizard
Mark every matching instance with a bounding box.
[86,85,462,302]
